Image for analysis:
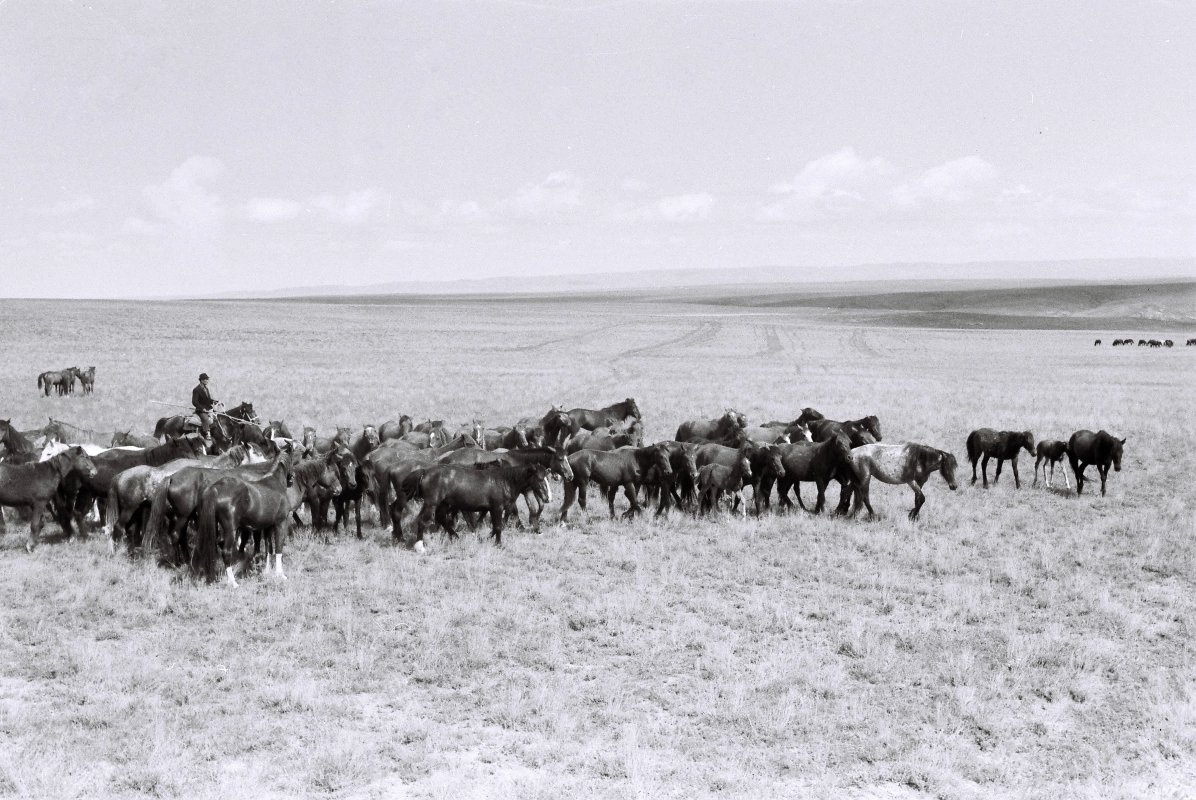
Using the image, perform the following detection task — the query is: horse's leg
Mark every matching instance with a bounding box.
[1074,461,1086,495]
[354,496,363,539]
[1034,454,1042,486]
[980,454,991,488]
[814,480,826,514]
[1099,464,1108,496]
[1010,456,1020,489]
[434,504,458,541]
[854,474,874,518]
[524,491,542,532]
[622,482,639,519]
[907,480,927,520]
[558,479,577,524]
[489,501,504,545]
[27,504,43,552]
[970,454,978,484]
[1060,459,1071,490]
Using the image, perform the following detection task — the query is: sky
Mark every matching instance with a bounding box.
[1,0,1193,298]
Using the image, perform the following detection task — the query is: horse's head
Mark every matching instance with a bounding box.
[398,415,413,437]
[723,408,747,429]
[334,426,352,444]
[512,424,531,449]
[864,415,882,442]
[363,425,381,449]
[525,465,551,504]
[939,450,959,490]
[68,448,98,479]
[763,444,785,478]
[333,446,358,490]
[650,442,674,478]
[1112,436,1125,471]
[1018,431,1035,456]
[797,407,824,426]
[680,443,699,479]
[550,448,573,482]
[625,398,642,420]
[830,432,853,462]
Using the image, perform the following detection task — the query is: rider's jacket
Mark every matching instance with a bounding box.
[191,383,215,413]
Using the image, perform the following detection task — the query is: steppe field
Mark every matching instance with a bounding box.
[0,288,1194,800]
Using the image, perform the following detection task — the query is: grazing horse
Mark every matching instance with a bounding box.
[0,420,38,465]
[675,410,748,444]
[1067,430,1125,497]
[195,456,294,585]
[378,416,414,442]
[0,448,97,550]
[413,464,549,548]
[561,398,643,433]
[769,435,856,514]
[1033,440,1070,490]
[111,431,160,449]
[77,366,96,394]
[697,452,753,517]
[849,444,958,520]
[965,428,1034,489]
[560,443,673,522]
[1094,339,1101,346]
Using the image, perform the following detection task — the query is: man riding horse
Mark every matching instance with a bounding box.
[192,373,220,447]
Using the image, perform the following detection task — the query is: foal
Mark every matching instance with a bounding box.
[1033,440,1070,489]
[697,452,753,517]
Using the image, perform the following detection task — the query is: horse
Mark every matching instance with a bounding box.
[262,420,294,440]
[57,436,207,538]
[287,452,344,534]
[848,443,958,520]
[399,426,451,450]
[194,456,294,585]
[104,445,249,552]
[1164,339,1174,348]
[559,443,673,523]
[538,407,577,449]
[675,410,748,444]
[370,434,480,536]
[378,416,414,441]
[0,447,97,550]
[76,366,96,394]
[1033,440,1070,490]
[111,431,160,449]
[332,448,377,539]
[1094,339,1101,346]
[768,435,856,514]
[438,446,572,531]
[697,452,753,517]
[412,464,549,548]
[142,453,288,566]
[693,440,785,515]
[311,446,358,532]
[647,441,700,517]
[965,429,1034,489]
[561,398,642,433]
[37,368,78,397]
[154,410,236,452]
[566,422,643,454]
[0,420,38,465]
[1067,430,1125,497]
[807,415,882,445]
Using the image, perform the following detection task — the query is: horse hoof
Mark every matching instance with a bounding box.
[413,540,426,554]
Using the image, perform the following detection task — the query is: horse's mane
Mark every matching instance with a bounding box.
[0,422,33,454]
[293,458,330,486]
[908,443,943,472]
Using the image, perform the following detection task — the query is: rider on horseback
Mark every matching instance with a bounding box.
[192,373,219,445]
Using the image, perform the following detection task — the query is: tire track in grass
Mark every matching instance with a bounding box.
[618,321,722,358]
[755,324,784,356]
[505,321,631,353]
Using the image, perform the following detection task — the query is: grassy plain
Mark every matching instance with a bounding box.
[0,292,1193,799]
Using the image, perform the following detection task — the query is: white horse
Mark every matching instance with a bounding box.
[39,440,143,461]
[848,443,958,520]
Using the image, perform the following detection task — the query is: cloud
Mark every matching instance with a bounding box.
[624,192,715,222]
[37,194,95,216]
[142,156,225,233]
[308,189,389,224]
[243,197,303,222]
[891,156,998,207]
[760,147,894,220]
[502,171,583,218]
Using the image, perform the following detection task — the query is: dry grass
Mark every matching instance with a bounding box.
[0,296,1193,798]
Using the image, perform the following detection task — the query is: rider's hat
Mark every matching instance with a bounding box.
[199,373,210,381]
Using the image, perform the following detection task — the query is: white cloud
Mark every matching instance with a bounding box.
[502,171,583,218]
[624,192,715,222]
[890,156,998,207]
[142,156,225,233]
[38,194,95,216]
[308,189,389,224]
[760,147,894,220]
[243,197,303,222]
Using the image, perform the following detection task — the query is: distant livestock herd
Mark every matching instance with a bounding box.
[1095,338,1195,347]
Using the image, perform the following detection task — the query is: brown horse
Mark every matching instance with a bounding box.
[560,398,643,432]
[0,419,38,465]
[194,456,294,585]
[697,452,753,517]
[848,443,958,520]
[77,366,96,394]
[0,447,97,550]
[1067,430,1125,497]
[675,410,748,444]
[1033,440,1070,490]
[965,428,1034,489]
[412,464,550,548]
[559,443,672,522]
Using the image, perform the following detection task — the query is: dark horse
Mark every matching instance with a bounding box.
[693,440,785,515]
[965,428,1034,489]
[154,401,260,446]
[0,419,38,465]
[558,398,642,433]
[1067,430,1125,497]
[195,456,294,585]
[537,407,577,449]
[413,464,549,548]
[0,447,97,550]
[768,435,857,514]
[1033,440,1070,490]
[439,446,573,531]
[848,443,958,520]
[560,443,673,522]
[675,410,748,444]
[77,367,96,394]
[37,368,79,397]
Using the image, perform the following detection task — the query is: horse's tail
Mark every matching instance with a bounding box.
[400,468,424,503]
[104,482,120,540]
[142,481,171,559]
[965,431,978,463]
[36,373,44,390]
[153,417,168,440]
[194,487,221,583]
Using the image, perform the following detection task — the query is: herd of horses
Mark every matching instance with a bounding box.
[1096,338,1188,347]
[36,367,96,397]
[0,396,1128,587]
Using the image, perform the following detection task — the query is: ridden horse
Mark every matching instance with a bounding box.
[965,428,1034,489]
[676,410,748,444]
[378,416,414,442]
[77,366,96,395]
[0,448,97,550]
[560,398,643,433]
[413,464,549,548]
[1033,440,1071,490]
[697,452,753,517]
[104,446,250,552]
[768,435,856,514]
[142,454,288,566]
[195,456,294,585]
[693,440,785,515]
[848,443,958,520]
[111,431,160,449]
[559,443,673,522]
[438,446,572,531]
[0,420,38,465]
[1067,430,1125,497]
